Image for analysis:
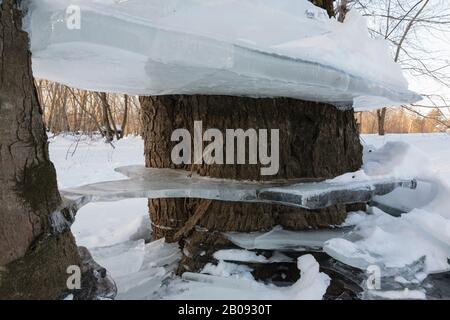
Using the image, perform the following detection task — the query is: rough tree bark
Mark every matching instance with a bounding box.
[0,0,81,299]
[140,96,363,272]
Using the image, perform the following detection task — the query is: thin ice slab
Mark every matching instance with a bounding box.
[259,178,417,209]
[61,165,416,211]
[225,226,361,252]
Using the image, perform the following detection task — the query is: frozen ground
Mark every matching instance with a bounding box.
[49,133,450,300]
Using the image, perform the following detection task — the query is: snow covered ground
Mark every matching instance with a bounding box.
[49,133,450,300]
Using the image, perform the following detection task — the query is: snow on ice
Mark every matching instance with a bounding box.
[25,0,420,109]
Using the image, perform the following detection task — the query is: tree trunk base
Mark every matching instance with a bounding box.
[0,0,82,299]
[0,231,80,300]
[140,95,363,273]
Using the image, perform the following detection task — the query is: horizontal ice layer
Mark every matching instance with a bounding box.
[259,177,417,209]
[225,226,361,252]
[25,0,420,110]
[60,165,417,211]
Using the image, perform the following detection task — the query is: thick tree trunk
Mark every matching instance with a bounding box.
[0,0,80,299]
[140,95,363,272]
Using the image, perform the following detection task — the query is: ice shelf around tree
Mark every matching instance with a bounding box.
[60,165,417,211]
[26,0,421,110]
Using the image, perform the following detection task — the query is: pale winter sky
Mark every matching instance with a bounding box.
[359,0,450,110]
[406,28,450,107]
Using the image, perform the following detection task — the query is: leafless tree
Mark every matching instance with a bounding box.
[35,81,141,139]
[350,0,450,135]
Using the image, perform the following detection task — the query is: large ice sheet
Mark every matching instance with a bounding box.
[25,0,420,110]
[61,165,417,211]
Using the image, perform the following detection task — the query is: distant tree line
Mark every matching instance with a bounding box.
[348,0,450,135]
[356,107,449,134]
[35,80,142,139]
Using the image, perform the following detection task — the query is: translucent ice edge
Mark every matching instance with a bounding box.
[60,165,417,212]
[224,225,361,252]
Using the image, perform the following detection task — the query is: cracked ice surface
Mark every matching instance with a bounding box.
[25,0,420,110]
